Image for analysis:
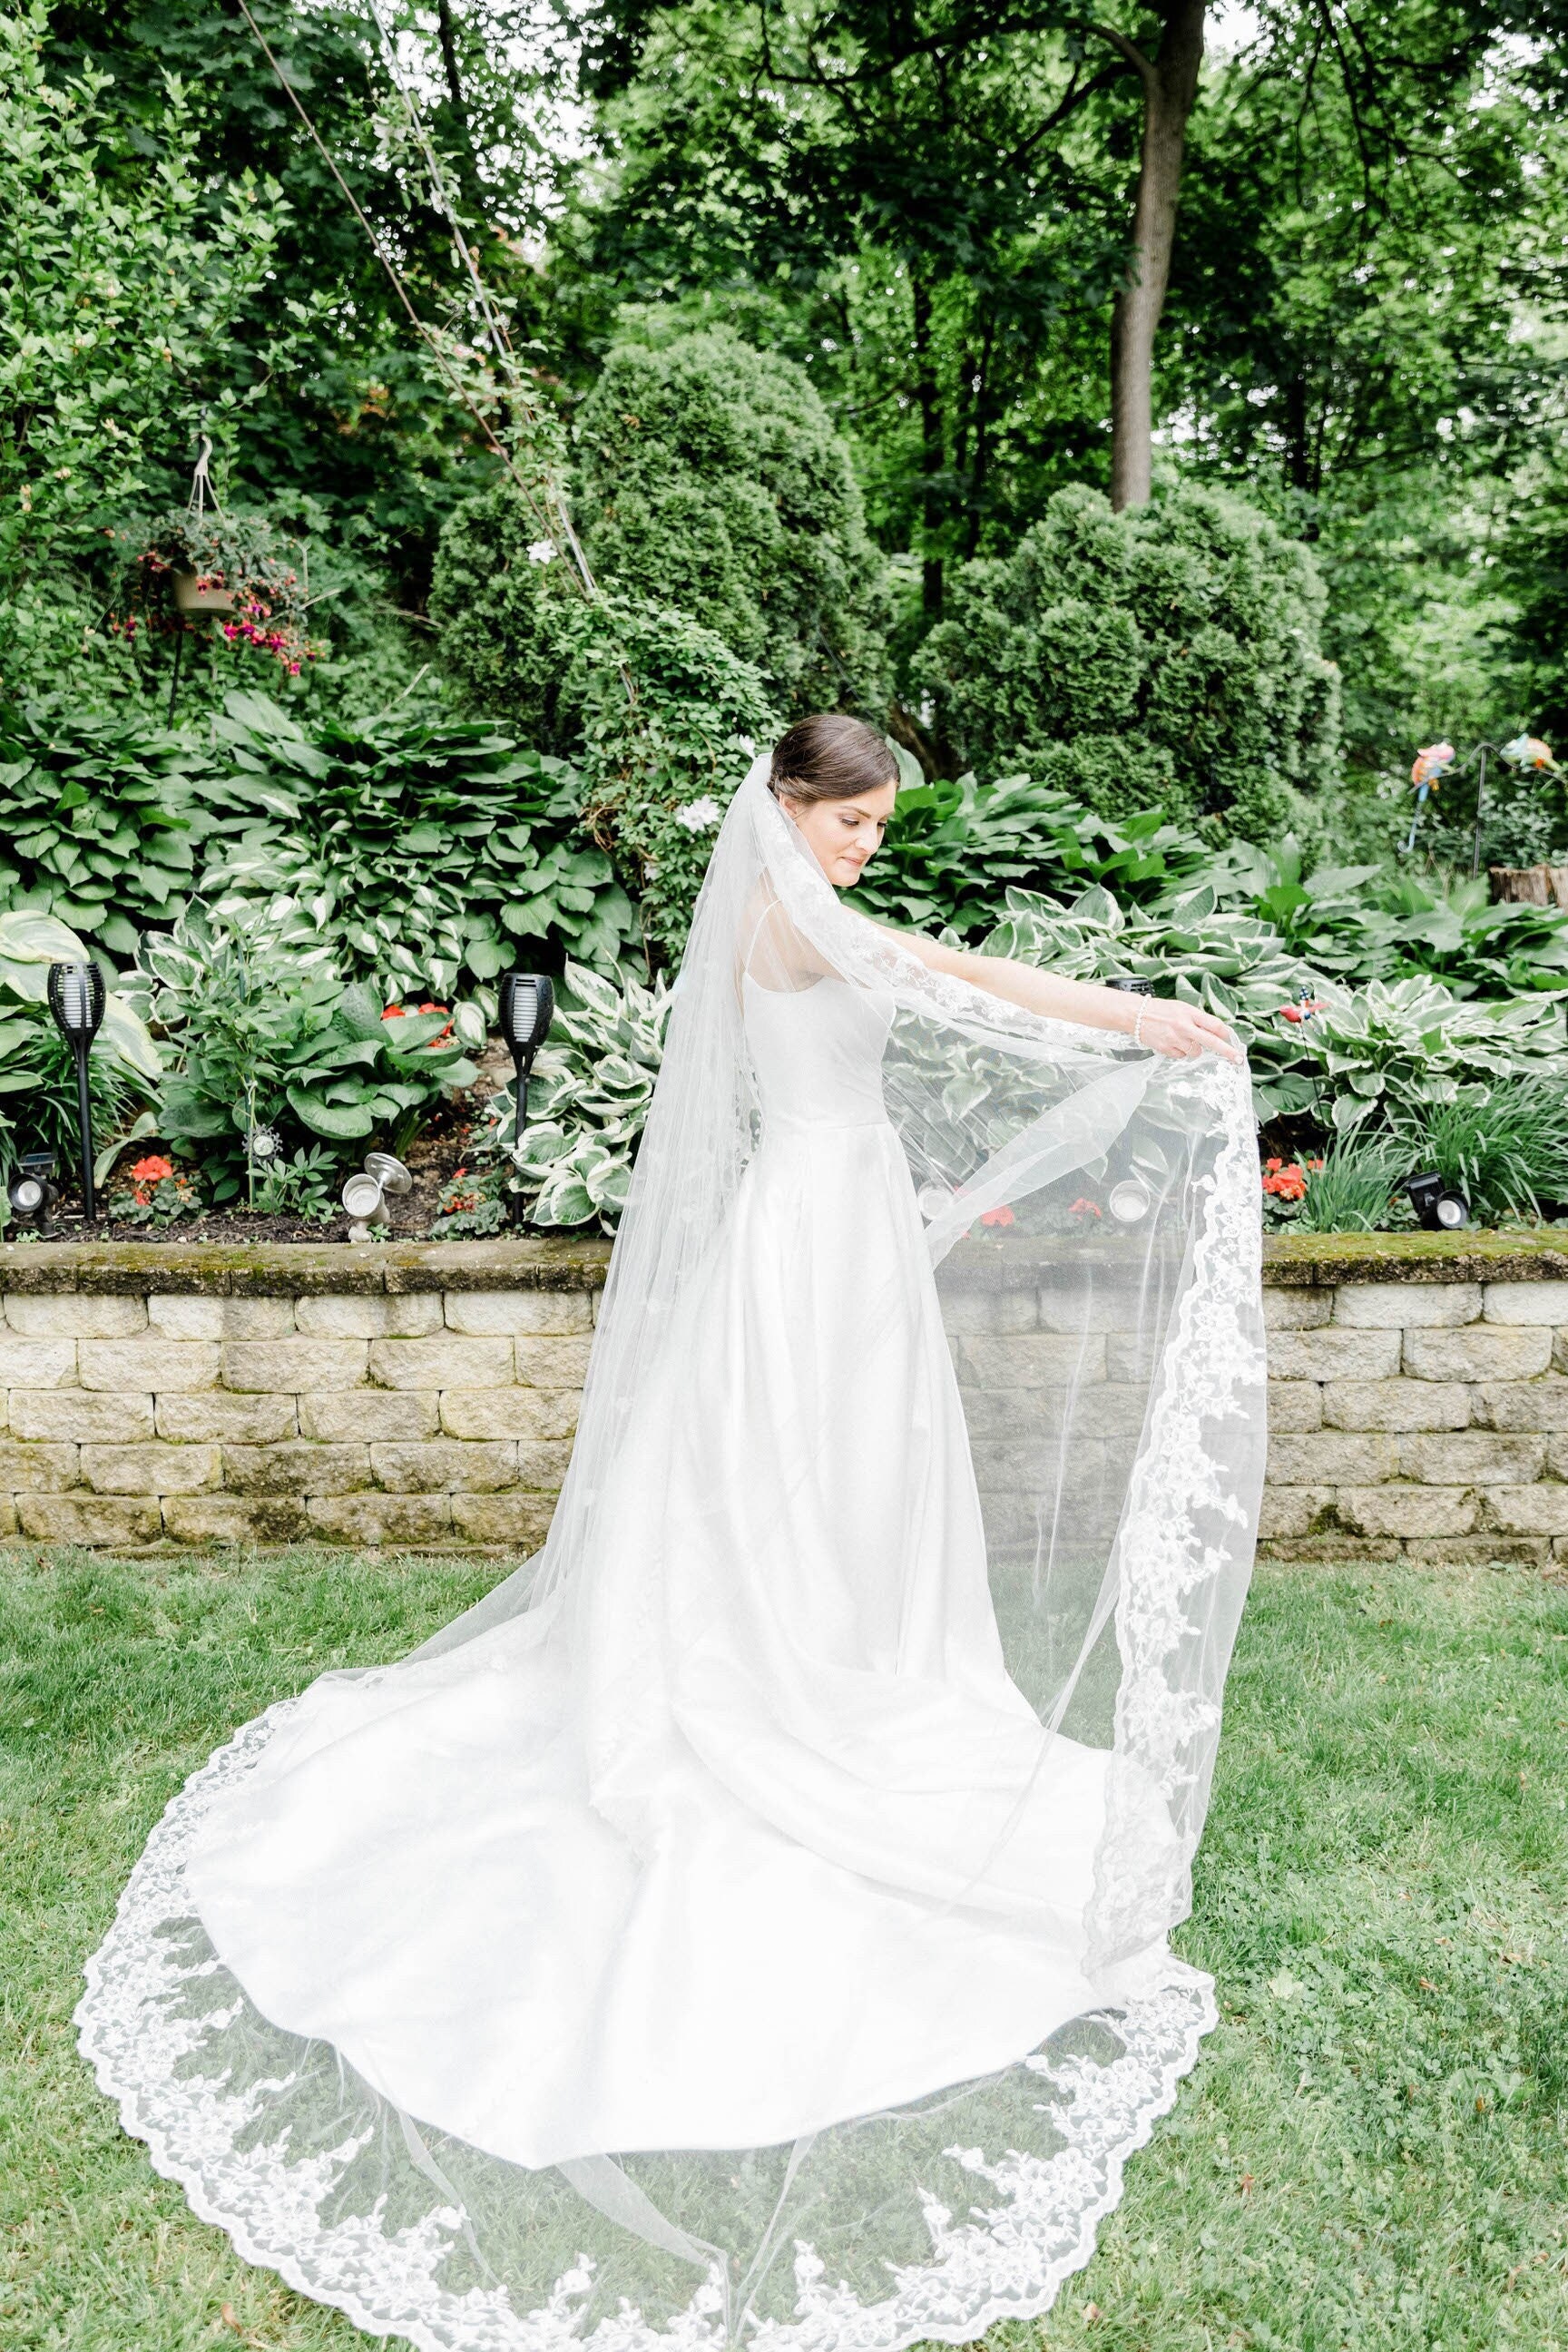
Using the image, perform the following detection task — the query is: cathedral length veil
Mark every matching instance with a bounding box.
[77,756,1266,2352]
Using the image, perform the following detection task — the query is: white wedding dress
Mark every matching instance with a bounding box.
[79,766,1266,2352]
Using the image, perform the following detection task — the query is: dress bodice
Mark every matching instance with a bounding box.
[743,972,894,1130]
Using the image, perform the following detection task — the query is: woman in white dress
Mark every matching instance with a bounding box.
[79,716,1266,2352]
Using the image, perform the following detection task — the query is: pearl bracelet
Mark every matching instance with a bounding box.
[1132,1004,1147,1048]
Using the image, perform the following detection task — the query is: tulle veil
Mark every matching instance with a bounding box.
[77,755,1266,2352]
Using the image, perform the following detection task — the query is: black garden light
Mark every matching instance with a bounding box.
[1404,1169,1470,1231]
[46,961,106,1223]
[497,974,554,1227]
[7,1152,57,1236]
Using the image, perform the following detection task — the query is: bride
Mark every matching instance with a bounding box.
[79,715,1265,2352]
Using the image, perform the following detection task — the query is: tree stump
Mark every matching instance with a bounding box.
[1488,864,1568,909]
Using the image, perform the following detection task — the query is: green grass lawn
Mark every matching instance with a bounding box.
[2,1546,1566,2352]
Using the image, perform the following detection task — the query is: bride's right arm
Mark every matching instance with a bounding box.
[887,927,1241,1063]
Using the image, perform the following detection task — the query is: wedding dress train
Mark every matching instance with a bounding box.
[78,764,1265,2352]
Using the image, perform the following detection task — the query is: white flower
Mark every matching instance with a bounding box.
[526,539,557,564]
[674,796,722,832]
[737,734,756,757]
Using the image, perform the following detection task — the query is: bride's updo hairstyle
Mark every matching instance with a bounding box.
[769,713,898,802]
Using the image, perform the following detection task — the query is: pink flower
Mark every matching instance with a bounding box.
[980,1204,1014,1229]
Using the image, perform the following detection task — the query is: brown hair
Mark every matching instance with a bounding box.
[769,714,897,803]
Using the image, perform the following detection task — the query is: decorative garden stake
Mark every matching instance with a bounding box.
[46,962,106,1223]
[1405,741,1456,854]
[1406,734,1557,873]
[246,1122,282,1210]
[497,975,555,1228]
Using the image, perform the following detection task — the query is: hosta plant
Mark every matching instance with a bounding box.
[137,906,482,1199]
[477,959,672,1230]
[204,692,638,1001]
[0,910,162,1191]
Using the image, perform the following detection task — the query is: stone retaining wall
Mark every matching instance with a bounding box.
[1259,1237,1568,1565]
[2,1230,1568,1559]
[0,1240,608,1552]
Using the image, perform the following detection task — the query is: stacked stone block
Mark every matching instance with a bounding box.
[1261,1277,1568,1563]
[4,1236,1568,1559]
[0,1254,601,1549]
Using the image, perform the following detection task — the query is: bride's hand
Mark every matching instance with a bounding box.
[1122,995,1241,1063]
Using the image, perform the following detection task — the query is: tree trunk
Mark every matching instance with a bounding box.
[912,273,945,618]
[1107,0,1207,512]
[1490,864,1568,910]
[434,0,483,213]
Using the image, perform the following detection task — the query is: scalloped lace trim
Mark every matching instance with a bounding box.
[78,1708,1217,2352]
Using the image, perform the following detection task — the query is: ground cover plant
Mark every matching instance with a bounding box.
[0,1547,1563,2349]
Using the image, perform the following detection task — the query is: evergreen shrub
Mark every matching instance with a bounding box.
[914,483,1342,841]
[573,328,890,717]
[430,327,890,739]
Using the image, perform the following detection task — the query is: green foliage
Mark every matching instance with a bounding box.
[1396,1080,1568,1225]
[105,1158,204,1227]
[253,1142,338,1222]
[1266,1140,1410,1237]
[914,482,1341,840]
[0,909,160,1189]
[857,764,1210,936]
[1305,976,1568,1140]
[572,327,890,717]
[198,691,639,995]
[427,491,595,751]
[138,905,479,1199]
[1218,836,1568,998]
[0,703,209,956]
[0,3,280,691]
[573,596,778,956]
[479,958,672,1230]
[432,328,888,740]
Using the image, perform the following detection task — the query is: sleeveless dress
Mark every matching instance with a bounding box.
[79,913,1259,2352]
[155,973,1131,2167]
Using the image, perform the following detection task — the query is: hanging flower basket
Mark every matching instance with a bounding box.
[113,506,322,675]
[170,568,237,615]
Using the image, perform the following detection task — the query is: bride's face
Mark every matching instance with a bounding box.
[780,780,897,888]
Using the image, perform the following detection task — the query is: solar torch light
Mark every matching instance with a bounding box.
[340,1151,413,1244]
[7,1152,58,1237]
[46,961,106,1225]
[1404,1170,1470,1231]
[497,974,555,1228]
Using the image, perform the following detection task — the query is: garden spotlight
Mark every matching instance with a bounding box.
[1403,1170,1470,1231]
[1107,1179,1152,1224]
[7,1152,57,1236]
[340,1151,412,1243]
[46,961,106,1223]
[497,974,554,1227]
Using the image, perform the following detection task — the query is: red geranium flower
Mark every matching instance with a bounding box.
[1069,1197,1102,1218]
[980,1204,1015,1229]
